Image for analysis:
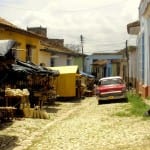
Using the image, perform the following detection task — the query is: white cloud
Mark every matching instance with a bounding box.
[0,0,141,54]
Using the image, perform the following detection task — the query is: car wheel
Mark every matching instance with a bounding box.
[124,98,128,102]
[98,100,101,105]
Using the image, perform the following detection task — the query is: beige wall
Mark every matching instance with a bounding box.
[0,29,40,64]
[39,51,51,66]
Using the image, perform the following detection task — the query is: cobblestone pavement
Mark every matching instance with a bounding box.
[0,96,150,150]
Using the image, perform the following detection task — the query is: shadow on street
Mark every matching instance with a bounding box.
[0,135,18,150]
[99,98,128,105]
[0,121,14,130]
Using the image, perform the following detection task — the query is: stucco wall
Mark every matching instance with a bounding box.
[129,50,137,80]
[39,51,51,66]
[85,54,123,74]
[55,54,66,66]
[73,56,83,71]
[0,29,40,64]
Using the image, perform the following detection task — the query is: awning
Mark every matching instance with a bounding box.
[91,60,107,66]
[127,21,140,35]
[0,40,16,56]
[15,60,60,76]
[11,64,36,74]
[80,71,95,78]
[47,66,79,74]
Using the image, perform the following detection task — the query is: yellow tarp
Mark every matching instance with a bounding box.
[47,66,79,97]
[47,66,79,74]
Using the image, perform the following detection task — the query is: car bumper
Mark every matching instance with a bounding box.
[96,94,127,101]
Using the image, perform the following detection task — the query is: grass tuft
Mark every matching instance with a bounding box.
[115,92,150,118]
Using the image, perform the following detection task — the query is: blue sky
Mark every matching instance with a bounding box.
[0,0,141,54]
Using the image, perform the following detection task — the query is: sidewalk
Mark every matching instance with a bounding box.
[143,99,150,106]
[129,88,150,106]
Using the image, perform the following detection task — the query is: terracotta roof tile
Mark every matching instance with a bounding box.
[127,20,140,34]
[0,17,18,28]
[0,17,48,39]
[92,60,107,65]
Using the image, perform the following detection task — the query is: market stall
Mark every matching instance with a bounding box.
[0,40,60,119]
[0,40,17,121]
[79,71,95,97]
[10,60,59,105]
[47,66,83,98]
[1,60,59,118]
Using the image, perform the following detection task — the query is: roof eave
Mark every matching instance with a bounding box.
[0,23,47,40]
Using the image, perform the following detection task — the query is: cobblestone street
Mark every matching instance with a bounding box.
[0,1,150,150]
[0,96,150,150]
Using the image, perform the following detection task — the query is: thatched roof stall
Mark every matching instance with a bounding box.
[0,40,17,100]
[3,60,60,118]
[15,60,59,76]
[0,40,60,119]
[0,40,17,121]
[6,60,59,108]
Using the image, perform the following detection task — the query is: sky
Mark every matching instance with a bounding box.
[0,0,141,54]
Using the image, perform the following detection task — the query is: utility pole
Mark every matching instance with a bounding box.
[80,34,84,72]
[126,40,129,90]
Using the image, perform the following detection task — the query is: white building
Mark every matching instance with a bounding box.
[137,0,150,97]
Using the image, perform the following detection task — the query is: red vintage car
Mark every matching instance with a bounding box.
[96,76,127,104]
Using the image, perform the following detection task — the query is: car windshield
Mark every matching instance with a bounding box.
[99,78,123,85]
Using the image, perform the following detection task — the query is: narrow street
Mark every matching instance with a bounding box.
[1,96,150,150]
[1,1,150,150]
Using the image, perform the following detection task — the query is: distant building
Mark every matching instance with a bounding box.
[27,26,47,37]
[85,53,123,79]
[0,17,86,71]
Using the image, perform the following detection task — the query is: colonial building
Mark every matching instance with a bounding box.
[127,0,150,97]
[85,53,124,80]
[136,0,150,97]
[0,17,43,64]
[0,17,84,70]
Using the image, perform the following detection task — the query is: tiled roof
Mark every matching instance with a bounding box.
[92,59,122,66]
[0,17,47,39]
[127,20,140,34]
[0,17,84,56]
[0,17,18,28]
[92,60,107,65]
[40,40,80,56]
[127,20,140,28]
